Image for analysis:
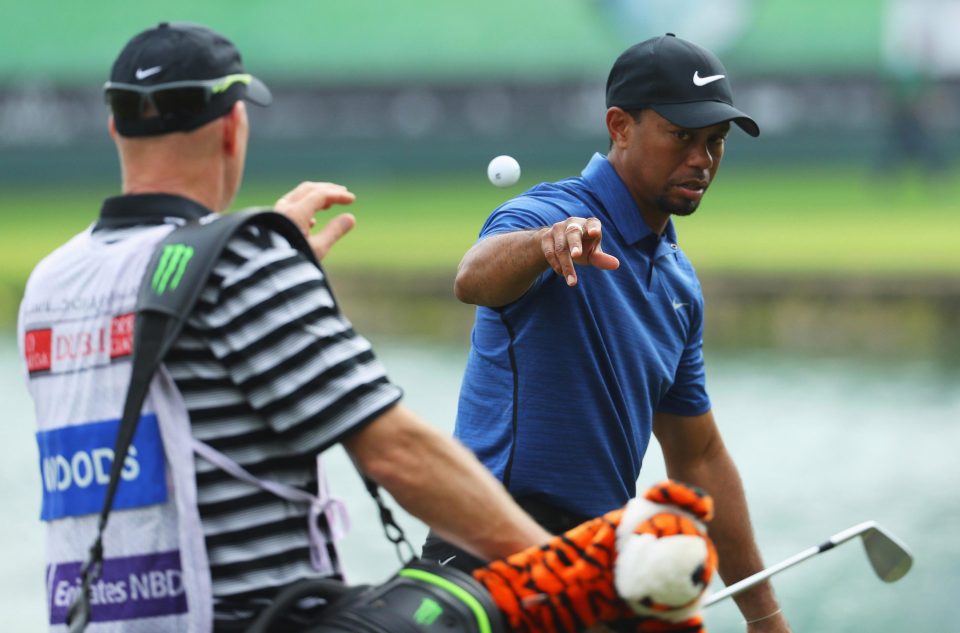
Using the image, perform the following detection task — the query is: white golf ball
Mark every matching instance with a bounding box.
[487,155,521,187]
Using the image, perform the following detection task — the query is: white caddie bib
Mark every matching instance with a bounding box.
[19,219,347,632]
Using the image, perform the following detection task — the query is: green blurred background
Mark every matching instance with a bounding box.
[1,1,958,631]
[1,0,959,337]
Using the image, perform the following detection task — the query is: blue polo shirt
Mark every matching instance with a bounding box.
[454,153,711,518]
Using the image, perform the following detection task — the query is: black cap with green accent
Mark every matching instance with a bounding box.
[606,33,759,137]
[107,22,272,137]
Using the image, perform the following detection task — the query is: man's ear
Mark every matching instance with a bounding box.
[222,101,246,156]
[606,107,634,149]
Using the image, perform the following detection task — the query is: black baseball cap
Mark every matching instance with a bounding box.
[606,33,759,137]
[107,22,272,137]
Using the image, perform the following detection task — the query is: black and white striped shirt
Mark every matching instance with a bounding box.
[153,224,402,619]
[89,195,401,627]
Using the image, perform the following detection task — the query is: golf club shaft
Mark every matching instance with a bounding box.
[703,521,876,607]
[703,545,818,606]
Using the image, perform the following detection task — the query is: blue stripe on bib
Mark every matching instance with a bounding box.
[37,415,167,521]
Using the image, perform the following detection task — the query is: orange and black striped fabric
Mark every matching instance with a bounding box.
[474,480,715,633]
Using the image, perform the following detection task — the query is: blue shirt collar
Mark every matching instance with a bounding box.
[581,153,678,247]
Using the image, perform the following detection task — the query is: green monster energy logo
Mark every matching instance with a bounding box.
[151,244,194,295]
[413,597,444,626]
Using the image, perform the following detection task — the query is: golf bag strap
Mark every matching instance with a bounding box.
[364,477,416,564]
[68,209,320,631]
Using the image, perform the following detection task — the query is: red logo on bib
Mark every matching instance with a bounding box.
[25,329,53,373]
[110,313,134,359]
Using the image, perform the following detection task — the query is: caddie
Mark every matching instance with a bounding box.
[18,22,550,632]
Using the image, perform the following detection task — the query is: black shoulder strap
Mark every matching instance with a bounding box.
[68,209,317,631]
[69,209,411,630]
[111,209,321,530]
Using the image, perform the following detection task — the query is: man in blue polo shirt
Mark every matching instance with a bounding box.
[424,34,792,632]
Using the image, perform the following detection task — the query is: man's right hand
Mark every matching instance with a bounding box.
[540,217,619,287]
[455,217,621,307]
[274,181,357,260]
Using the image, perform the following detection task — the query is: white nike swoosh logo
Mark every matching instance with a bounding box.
[135,66,162,80]
[439,556,457,566]
[672,300,688,310]
[693,71,725,86]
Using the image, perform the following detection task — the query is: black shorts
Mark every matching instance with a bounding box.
[420,495,590,573]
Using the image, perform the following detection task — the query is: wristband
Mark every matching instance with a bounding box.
[745,608,782,625]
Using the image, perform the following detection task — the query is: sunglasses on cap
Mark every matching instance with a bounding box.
[103,73,253,120]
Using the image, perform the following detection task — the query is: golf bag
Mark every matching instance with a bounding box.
[246,560,505,633]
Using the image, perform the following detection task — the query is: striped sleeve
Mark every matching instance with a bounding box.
[158,223,402,605]
[187,225,402,451]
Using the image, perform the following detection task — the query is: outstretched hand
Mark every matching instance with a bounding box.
[541,217,619,287]
[275,181,357,260]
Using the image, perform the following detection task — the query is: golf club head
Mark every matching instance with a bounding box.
[860,523,913,582]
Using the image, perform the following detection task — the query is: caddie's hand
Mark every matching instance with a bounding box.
[275,181,357,260]
[541,217,619,287]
